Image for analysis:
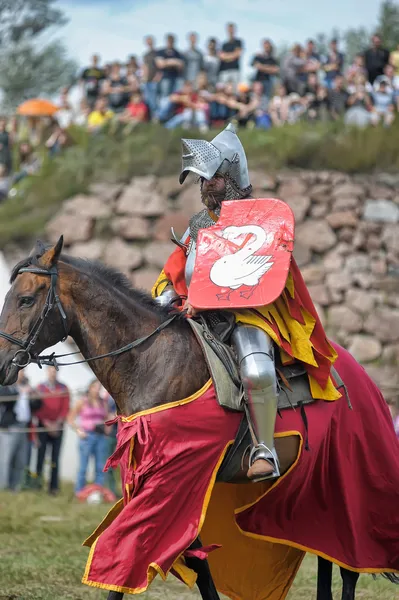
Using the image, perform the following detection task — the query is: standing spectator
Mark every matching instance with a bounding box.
[142,35,161,119]
[156,34,185,100]
[390,43,399,85]
[0,372,38,492]
[103,389,118,496]
[328,76,349,120]
[218,23,243,90]
[79,55,106,110]
[0,117,12,174]
[126,55,141,80]
[251,39,279,99]
[364,33,390,84]
[204,38,220,89]
[323,39,345,89]
[103,62,131,113]
[34,366,70,495]
[67,380,111,495]
[184,32,204,84]
[0,382,19,490]
[282,44,306,94]
[302,39,322,85]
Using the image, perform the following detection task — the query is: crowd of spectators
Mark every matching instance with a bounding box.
[0,26,397,202]
[0,366,119,499]
[70,27,399,131]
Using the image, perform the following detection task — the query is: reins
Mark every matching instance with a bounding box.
[0,264,177,370]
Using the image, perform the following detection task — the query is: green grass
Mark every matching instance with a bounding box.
[0,120,399,249]
[0,487,394,599]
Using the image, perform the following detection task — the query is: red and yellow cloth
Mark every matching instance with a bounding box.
[153,243,340,401]
[82,343,399,599]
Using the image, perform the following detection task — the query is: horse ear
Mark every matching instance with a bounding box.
[38,236,64,269]
[29,239,46,258]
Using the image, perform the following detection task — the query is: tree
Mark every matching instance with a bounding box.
[342,27,370,65]
[376,0,399,50]
[0,0,78,110]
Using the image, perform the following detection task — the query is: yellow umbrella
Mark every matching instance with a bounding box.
[17,98,59,117]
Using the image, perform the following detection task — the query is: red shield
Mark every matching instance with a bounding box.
[188,198,295,309]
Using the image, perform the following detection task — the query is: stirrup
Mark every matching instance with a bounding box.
[248,444,280,483]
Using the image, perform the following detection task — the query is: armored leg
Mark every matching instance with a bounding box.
[232,324,280,482]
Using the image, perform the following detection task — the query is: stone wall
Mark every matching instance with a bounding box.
[5,170,399,401]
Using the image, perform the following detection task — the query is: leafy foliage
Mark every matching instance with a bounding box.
[0,0,77,110]
[0,121,399,248]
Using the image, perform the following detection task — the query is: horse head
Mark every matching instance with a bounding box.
[0,235,69,385]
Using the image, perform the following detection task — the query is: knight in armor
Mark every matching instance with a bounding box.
[155,123,280,482]
[153,123,340,483]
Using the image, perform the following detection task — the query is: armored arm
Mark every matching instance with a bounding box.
[154,226,190,307]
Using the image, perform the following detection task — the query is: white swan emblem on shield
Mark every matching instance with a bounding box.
[209,225,274,300]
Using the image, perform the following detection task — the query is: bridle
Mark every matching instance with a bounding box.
[0,265,68,369]
[0,263,176,370]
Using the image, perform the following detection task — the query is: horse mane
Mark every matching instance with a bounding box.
[10,247,178,321]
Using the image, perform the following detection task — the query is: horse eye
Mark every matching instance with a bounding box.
[19,296,35,308]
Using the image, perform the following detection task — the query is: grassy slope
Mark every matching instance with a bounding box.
[1,121,399,249]
[0,488,394,600]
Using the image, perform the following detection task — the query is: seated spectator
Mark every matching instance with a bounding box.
[250,81,272,129]
[45,124,71,156]
[209,82,238,125]
[67,380,111,495]
[102,62,131,113]
[287,93,306,124]
[120,91,150,124]
[370,79,395,126]
[87,97,114,132]
[164,80,209,131]
[56,92,75,129]
[302,74,329,121]
[75,99,91,127]
[346,72,373,95]
[328,75,349,120]
[232,83,252,127]
[346,54,367,86]
[269,83,291,126]
[12,142,41,184]
[374,65,397,97]
[345,85,373,127]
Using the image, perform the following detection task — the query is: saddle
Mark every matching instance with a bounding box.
[188,313,349,483]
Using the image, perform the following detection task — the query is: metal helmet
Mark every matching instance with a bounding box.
[179,123,251,197]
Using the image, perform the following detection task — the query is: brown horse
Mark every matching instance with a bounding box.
[0,237,397,600]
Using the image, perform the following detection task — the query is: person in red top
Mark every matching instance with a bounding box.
[34,366,70,495]
[123,91,149,123]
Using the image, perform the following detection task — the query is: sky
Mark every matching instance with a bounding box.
[58,0,382,79]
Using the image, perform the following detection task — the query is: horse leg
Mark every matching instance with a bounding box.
[107,593,124,599]
[185,536,220,600]
[317,556,333,600]
[340,567,359,600]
